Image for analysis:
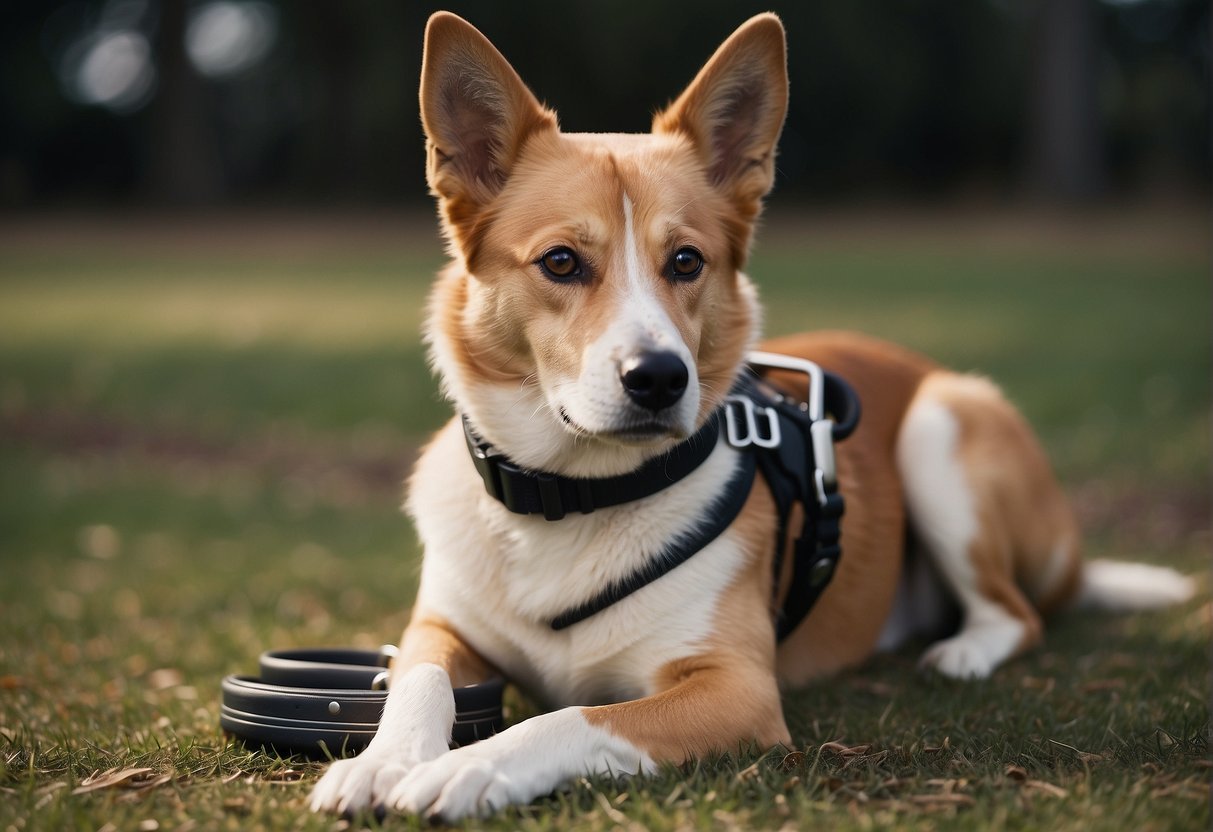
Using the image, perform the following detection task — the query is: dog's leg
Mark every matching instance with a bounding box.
[309,612,492,814]
[897,373,1077,679]
[386,660,788,821]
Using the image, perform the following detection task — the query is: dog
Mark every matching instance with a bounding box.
[309,11,1194,820]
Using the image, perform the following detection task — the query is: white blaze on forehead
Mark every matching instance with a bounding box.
[618,193,680,349]
[622,194,644,295]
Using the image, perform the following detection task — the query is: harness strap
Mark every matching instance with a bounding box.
[735,370,856,640]
[550,451,757,630]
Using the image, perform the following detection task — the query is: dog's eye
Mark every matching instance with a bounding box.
[538,247,582,280]
[670,247,704,280]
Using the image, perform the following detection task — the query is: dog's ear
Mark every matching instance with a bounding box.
[420,12,557,247]
[653,14,788,217]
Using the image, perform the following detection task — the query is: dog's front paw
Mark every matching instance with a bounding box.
[309,752,421,815]
[309,661,457,814]
[384,708,649,821]
[387,747,526,821]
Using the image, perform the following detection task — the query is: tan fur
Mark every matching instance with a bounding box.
[406,7,1081,781]
[394,610,495,690]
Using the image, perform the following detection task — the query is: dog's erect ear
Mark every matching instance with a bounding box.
[420,12,557,246]
[653,14,788,216]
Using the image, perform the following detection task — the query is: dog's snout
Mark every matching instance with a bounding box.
[620,351,689,412]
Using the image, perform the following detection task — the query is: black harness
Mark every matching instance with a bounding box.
[220,353,861,756]
[465,351,861,641]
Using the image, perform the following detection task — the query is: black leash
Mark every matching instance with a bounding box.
[220,647,504,757]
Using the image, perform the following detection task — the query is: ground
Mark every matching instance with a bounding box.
[0,206,1207,830]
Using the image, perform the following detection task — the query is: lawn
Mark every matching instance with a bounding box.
[0,208,1207,831]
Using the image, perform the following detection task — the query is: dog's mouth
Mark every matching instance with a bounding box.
[558,407,681,444]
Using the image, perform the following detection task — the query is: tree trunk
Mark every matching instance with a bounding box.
[1025,0,1104,201]
[144,0,225,204]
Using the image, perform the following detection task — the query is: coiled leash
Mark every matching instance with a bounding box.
[220,647,504,757]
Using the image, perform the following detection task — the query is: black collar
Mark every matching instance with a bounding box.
[462,414,721,521]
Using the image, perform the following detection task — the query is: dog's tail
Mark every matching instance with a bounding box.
[1072,559,1196,612]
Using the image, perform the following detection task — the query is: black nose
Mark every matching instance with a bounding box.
[620,351,689,412]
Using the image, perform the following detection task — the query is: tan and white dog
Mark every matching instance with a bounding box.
[310,12,1193,820]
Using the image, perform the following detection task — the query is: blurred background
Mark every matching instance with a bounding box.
[0,5,1208,827]
[0,0,1208,207]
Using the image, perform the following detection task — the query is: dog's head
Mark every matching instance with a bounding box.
[420,12,787,476]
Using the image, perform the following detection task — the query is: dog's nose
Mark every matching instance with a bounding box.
[620,351,689,412]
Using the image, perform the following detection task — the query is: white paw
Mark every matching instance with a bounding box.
[389,748,522,821]
[384,708,649,821]
[919,635,995,680]
[309,752,416,815]
[308,662,456,814]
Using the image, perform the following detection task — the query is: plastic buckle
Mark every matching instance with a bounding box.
[724,395,781,449]
[535,473,566,521]
[810,419,837,505]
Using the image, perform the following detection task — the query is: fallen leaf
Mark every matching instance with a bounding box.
[779,751,806,771]
[1005,765,1028,782]
[593,791,626,824]
[819,741,870,757]
[1024,780,1068,799]
[735,761,762,782]
[1020,676,1055,693]
[146,669,183,690]
[73,767,157,795]
[261,768,304,783]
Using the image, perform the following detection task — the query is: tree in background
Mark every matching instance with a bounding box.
[0,0,1206,207]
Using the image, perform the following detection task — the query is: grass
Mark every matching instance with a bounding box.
[0,208,1208,830]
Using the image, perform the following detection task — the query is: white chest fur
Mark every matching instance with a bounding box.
[406,419,747,707]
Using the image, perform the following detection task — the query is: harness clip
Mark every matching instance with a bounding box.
[724,395,781,449]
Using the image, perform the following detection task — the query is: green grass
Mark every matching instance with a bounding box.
[1,210,1207,830]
